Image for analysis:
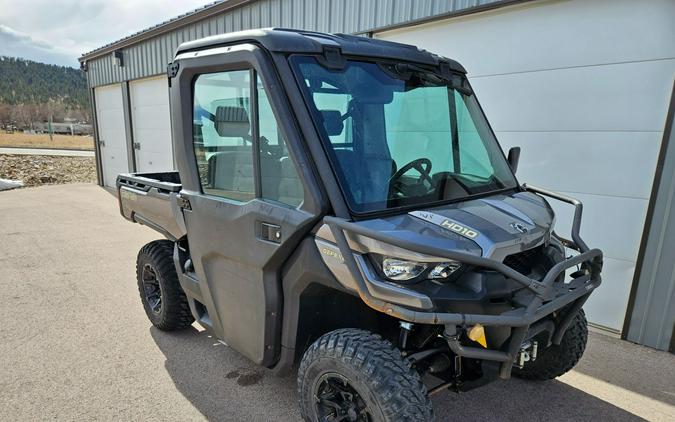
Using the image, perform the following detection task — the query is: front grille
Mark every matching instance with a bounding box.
[503,246,543,275]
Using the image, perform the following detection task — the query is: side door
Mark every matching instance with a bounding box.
[173,46,321,366]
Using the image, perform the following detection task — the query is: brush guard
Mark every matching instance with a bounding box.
[324,184,603,379]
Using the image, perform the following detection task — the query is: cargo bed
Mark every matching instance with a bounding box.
[116,172,187,240]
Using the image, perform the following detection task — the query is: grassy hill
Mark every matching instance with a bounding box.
[0,56,88,109]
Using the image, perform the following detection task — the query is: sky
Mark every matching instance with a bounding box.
[0,0,215,68]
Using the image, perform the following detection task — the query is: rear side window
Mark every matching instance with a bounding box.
[192,70,304,207]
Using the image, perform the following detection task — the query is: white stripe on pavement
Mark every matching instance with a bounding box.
[0,148,94,157]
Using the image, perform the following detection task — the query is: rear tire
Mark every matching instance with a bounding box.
[513,309,588,380]
[136,240,194,331]
[298,328,433,422]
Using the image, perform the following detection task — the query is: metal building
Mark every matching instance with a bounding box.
[78,0,675,352]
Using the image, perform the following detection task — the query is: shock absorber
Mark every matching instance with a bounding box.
[399,321,412,349]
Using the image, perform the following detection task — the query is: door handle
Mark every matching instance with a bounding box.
[260,222,281,243]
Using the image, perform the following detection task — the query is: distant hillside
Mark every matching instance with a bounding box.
[0,56,88,109]
[0,57,90,125]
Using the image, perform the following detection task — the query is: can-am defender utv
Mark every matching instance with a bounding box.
[117,28,603,421]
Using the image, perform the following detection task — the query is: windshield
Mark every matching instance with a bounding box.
[291,56,518,214]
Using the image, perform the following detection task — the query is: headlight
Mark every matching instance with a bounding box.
[378,256,463,283]
[429,261,462,279]
[382,258,427,281]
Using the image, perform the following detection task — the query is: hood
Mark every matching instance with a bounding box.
[352,191,554,261]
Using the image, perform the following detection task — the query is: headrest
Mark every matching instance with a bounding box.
[215,106,250,138]
[320,110,344,136]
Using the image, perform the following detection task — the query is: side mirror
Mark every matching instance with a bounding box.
[507,147,521,174]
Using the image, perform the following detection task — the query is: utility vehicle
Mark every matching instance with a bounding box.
[117,28,603,421]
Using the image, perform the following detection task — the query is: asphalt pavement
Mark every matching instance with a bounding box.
[0,183,673,421]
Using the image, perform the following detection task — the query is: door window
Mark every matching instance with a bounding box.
[193,70,254,201]
[192,70,304,207]
[257,76,304,207]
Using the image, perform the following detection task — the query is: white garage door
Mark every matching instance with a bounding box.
[376,0,675,332]
[94,84,128,188]
[129,77,174,172]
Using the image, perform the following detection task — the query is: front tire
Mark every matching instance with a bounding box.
[298,328,433,422]
[136,240,194,331]
[513,309,588,380]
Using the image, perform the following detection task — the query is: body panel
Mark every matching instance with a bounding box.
[317,191,553,261]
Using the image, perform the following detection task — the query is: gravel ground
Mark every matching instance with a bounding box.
[0,154,96,187]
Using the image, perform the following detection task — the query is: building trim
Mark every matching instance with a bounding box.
[622,80,675,338]
[89,88,103,186]
[121,81,137,173]
[361,0,535,37]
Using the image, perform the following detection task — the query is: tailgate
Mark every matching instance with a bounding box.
[116,172,186,240]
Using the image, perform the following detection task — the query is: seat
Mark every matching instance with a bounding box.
[214,105,250,138]
[260,153,281,201]
[207,150,255,201]
[332,149,392,206]
[277,156,303,206]
[205,105,300,204]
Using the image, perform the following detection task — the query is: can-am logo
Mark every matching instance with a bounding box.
[510,222,529,234]
[440,220,479,239]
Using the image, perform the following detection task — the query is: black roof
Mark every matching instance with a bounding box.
[175,28,466,73]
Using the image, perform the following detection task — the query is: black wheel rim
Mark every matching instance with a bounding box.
[313,373,372,422]
[141,264,162,314]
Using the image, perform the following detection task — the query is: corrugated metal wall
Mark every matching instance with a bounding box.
[85,0,505,87]
[626,85,675,352]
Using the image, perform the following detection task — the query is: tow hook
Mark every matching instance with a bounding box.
[515,341,538,368]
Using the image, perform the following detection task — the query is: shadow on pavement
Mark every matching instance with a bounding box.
[431,376,644,421]
[574,332,675,408]
[152,327,645,421]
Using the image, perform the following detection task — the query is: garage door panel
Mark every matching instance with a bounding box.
[550,193,648,263]
[497,131,661,200]
[134,129,172,155]
[583,258,636,332]
[129,81,169,104]
[132,105,169,129]
[94,84,128,187]
[130,77,173,172]
[472,59,675,132]
[139,151,172,171]
[376,0,675,77]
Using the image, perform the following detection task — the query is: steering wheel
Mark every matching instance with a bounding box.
[388,158,433,195]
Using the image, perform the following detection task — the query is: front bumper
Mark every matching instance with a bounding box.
[324,185,603,379]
